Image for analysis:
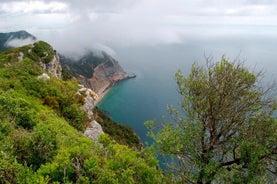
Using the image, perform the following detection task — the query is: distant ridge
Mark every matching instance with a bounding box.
[0,30,36,51]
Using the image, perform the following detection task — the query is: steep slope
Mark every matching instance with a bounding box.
[61,51,135,95]
[0,31,140,147]
[0,42,169,183]
[0,30,36,51]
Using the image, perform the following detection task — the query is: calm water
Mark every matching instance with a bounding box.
[98,35,277,144]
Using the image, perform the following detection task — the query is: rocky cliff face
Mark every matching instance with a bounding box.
[84,120,104,142]
[61,51,134,95]
[78,86,104,142]
[77,85,98,119]
[83,54,130,94]
[39,51,62,79]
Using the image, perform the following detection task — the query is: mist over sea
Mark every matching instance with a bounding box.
[98,35,277,144]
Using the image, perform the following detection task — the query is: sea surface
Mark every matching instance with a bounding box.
[98,35,277,144]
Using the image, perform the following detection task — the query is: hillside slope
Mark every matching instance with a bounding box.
[0,42,169,183]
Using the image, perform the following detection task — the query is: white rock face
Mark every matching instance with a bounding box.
[37,73,50,80]
[78,87,100,119]
[17,52,24,61]
[40,53,62,79]
[82,93,94,119]
[84,120,104,142]
[78,86,104,143]
[78,87,98,119]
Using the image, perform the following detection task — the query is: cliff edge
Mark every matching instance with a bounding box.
[61,51,135,96]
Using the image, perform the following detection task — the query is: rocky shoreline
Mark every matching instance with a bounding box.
[82,73,138,146]
[94,73,136,106]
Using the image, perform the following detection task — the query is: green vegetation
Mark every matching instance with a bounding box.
[61,65,73,80]
[94,107,142,150]
[30,41,55,64]
[146,57,277,183]
[0,41,54,66]
[0,43,169,183]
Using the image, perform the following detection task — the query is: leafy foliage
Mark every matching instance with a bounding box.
[94,107,142,150]
[146,56,277,183]
[30,41,55,64]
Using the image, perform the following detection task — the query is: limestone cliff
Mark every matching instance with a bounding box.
[84,120,104,142]
[39,51,62,79]
[77,85,104,142]
[61,51,135,95]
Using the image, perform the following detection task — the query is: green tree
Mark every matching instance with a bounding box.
[146,57,277,183]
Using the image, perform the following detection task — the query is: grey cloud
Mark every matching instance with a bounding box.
[5,37,35,48]
[0,1,68,14]
[65,0,136,11]
[246,0,277,4]
[1,0,277,56]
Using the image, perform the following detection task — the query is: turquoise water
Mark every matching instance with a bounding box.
[98,36,277,144]
[98,72,178,143]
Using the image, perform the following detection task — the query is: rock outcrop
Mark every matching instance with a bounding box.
[39,52,62,79]
[84,120,104,142]
[37,73,50,80]
[82,54,131,95]
[61,51,135,95]
[78,86,99,119]
[78,85,104,142]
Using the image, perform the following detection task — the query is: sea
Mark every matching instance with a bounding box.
[98,34,277,145]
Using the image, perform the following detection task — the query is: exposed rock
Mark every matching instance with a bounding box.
[39,52,62,79]
[60,51,135,95]
[77,86,104,143]
[78,87,99,119]
[17,52,24,61]
[37,73,50,80]
[83,58,130,94]
[84,120,104,142]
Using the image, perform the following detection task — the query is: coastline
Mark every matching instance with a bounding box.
[93,86,112,106]
[93,73,136,106]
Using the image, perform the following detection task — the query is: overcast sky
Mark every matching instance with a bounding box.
[1,0,277,54]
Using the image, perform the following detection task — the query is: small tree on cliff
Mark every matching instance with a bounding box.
[146,56,277,183]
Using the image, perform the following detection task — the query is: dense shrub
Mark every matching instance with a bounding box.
[94,107,142,150]
[30,41,55,64]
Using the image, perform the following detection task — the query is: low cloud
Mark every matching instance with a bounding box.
[4,37,36,48]
[60,43,117,60]
[1,0,277,55]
